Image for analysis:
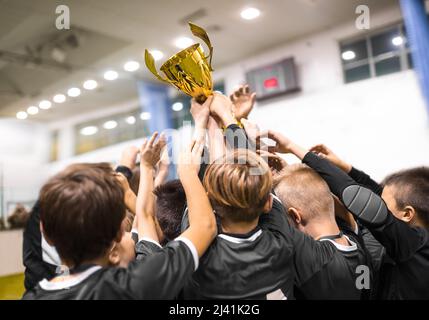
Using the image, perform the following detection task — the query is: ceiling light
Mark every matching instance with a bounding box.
[172,102,183,111]
[39,100,52,110]
[175,37,194,49]
[53,94,66,103]
[392,36,404,46]
[103,120,118,130]
[240,7,261,20]
[67,87,81,97]
[149,50,164,61]
[104,70,118,81]
[124,61,140,72]
[125,116,136,125]
[16,111,28,120]
[83,80,98,90]
[140,112,151,120]
[27,106,39,115]
[80,126,98,136]
[341,50,356,61]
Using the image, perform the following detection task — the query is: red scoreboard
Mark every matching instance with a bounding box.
[245,57,300,101]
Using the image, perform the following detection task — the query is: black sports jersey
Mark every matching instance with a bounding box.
[293,230,368,300]
[23,201,59,291]
[181,197,367,300]
[22,238,197,300]
[303,152,429,299]
[182,198,295,300]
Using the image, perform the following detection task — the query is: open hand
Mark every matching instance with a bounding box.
[230,84,256,120]
[140,132,167,169]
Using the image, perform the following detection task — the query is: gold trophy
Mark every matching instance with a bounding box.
[145,22,213,103]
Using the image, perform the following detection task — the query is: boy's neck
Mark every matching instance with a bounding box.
[305,217,343,242]
[221,218,259,235]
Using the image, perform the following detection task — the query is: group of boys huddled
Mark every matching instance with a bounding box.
[21,86,429,300]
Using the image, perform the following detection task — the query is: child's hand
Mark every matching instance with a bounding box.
[119,145,139,170]
[257,130,293,154]
[190,95,213,129]
[230,84,256,120]
[257,149,288,177]
[209,93,236,127]
[178,140,204,179]
[140,132,167,169]
[309,144,352,173]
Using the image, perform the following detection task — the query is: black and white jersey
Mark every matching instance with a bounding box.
[293,231,368,300]
[23,201,61,291]
[182,197,296,300]
[22,238,198,300]
[303,153,429,299]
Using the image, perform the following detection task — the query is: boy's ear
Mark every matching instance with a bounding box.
[401,206,416,223]
[108,244,120,266]
[263,194,273,213]
[288,207,302,225]
[40,222,54,246]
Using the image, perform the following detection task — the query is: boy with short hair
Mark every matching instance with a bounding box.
[23,133,216,300]
[263,132,429,299]
[274,164,369,299]
[183,149,297,299]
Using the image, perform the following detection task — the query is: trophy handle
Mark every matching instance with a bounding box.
[144,49,171,84]
[189,22,214,71]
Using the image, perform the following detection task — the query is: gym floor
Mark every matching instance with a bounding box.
[0,273,25,300]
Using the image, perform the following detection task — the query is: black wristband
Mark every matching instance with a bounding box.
[115,165,133,181]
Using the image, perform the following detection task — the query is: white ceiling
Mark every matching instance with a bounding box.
[0,0,398,122]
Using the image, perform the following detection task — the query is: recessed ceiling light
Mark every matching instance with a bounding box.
[53,94,66,103]
[175,37,194,49]
[172,102,184,111]
[392,36,404,46]
[83,80,98,90]
[104,70,118,81]
[149,50,164,61]
[125,116,136,125]
[39,100,52,110]
[67,87,81,97]
[124,61,140,72]
[103,120,118,130]
[240,7,261,20]
[80,126,98,136]
[341,50,356,61]
[27,106,39,115]
[16,111,28,120]
[140,112,151,120]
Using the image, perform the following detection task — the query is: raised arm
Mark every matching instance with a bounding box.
[177,140,217,258]
[310,144,383,195]
[262,130,426,262]
[136,132,166,243]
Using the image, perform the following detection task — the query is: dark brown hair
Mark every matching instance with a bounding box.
[382,167,429,227]
[39,163,125,267]
[154,179,186,243]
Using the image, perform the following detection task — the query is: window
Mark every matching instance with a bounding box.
[340,22,413,84]
[75,109,150,155]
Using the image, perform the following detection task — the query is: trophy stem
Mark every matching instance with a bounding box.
[196,95,208,104]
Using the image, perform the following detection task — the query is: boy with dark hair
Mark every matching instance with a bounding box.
[23,132,216,300]
[153,180,186,244]
[263,133,429,299]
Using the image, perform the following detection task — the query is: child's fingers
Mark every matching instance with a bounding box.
[148,132,159,147]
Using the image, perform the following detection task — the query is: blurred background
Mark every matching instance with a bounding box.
[0,0,428,299]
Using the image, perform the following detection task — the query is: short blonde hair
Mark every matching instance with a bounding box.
[274,164,334,221]
[203,150,272,222]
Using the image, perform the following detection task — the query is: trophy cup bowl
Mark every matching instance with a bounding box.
[145,22,214,103]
